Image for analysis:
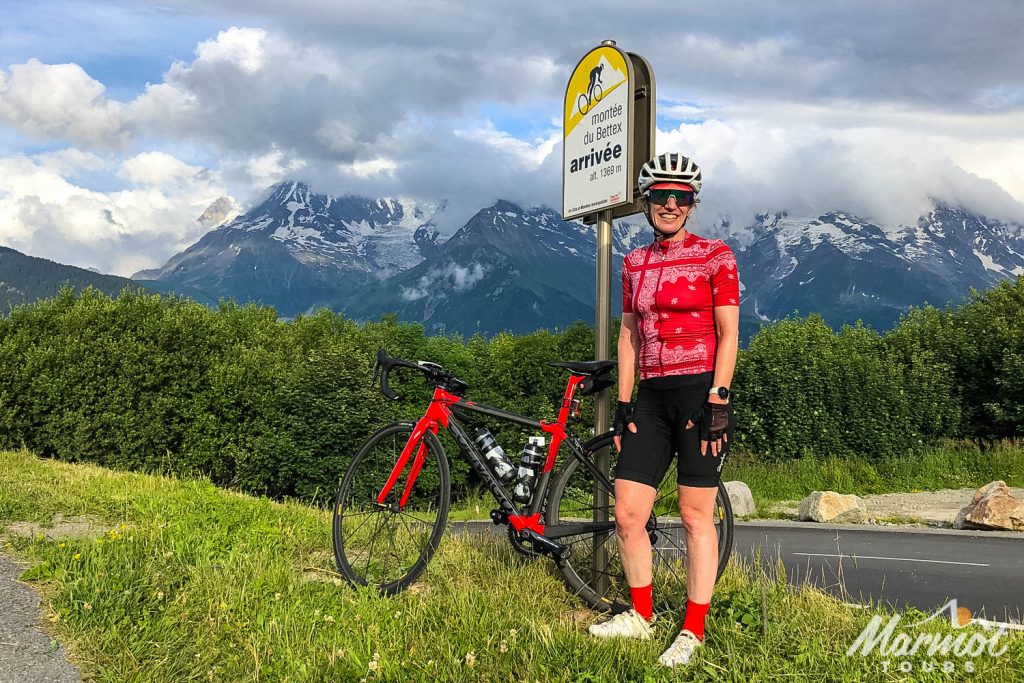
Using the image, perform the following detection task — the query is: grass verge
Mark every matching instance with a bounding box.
[1,449,1022,682]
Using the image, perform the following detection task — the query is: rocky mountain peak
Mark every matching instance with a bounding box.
[197,196,241,229]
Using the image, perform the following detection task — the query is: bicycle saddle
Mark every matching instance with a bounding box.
[547,360,616,376]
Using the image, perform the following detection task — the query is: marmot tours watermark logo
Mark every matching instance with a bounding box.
[847,599,1012,675]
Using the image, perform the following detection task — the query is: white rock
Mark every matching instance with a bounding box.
[954,481,1024,531]
[797,491,867,524]
[723,481,755,517]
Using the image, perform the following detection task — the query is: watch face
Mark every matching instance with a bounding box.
[716,387,730,400]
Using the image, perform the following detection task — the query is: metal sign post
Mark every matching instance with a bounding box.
[563,40,655,600]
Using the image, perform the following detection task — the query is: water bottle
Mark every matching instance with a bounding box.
[512,437,546,504]
[473,428,516,483]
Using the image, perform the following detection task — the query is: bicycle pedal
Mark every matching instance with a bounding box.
[490,509,509,526]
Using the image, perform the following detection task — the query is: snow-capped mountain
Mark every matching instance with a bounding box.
[132,182,445,316]
[133,179,1023,336]
[736,207,1024,331]
[335,200,646,334]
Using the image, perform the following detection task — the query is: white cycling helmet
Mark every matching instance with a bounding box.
[637,153,702,196]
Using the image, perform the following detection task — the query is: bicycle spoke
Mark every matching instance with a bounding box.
[361,513,385,579]
[342,509,378,547]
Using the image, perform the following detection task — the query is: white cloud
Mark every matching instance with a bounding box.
[193,25,266,73]
[656,103,1024,234]
[0,151,230,275]
[400,262,488,301]
[245,148,308,188]
[341,157,397,178]
[0,59,130,148]
[454,122,559,170]
[120,151,204,186]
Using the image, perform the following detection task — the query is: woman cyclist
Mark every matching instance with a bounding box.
[588,153,739,668]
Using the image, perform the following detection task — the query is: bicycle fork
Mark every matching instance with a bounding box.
[376,418,436,510]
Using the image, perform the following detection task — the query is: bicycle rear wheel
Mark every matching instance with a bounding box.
[332,422,450,595]
[578,93,590,115]
[545,432,734,613]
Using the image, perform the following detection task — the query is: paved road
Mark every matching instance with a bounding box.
[0,553,80,683]
[732,521,1024,623]
[457,519,1024,623]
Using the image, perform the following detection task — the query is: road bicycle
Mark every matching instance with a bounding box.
[332,349,734,613]
[577,83,603,116]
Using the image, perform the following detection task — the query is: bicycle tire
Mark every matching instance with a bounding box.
[593,83,603,103]
[578,93,590,116]
[332,421,450,595]
[546,432,734,613]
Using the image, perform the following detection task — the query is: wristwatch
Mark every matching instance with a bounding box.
[709,386,730,401]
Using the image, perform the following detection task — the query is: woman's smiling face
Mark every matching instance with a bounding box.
[651,195,691,236]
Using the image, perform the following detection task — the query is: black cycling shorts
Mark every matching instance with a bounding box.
[615,372,734,489]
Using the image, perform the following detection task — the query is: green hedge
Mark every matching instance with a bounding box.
[0,278,1020,500]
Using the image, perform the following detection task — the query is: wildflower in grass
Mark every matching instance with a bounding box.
[274,592,282,600]
[58,543,65,548]
[324,615,335,623]
[219,602,228,611]
[465,652,476,668]
[83,603,92,610]
[72,553,81,560]
[157,591,165,600]
[499,641,508,653]
[367,652,380,673]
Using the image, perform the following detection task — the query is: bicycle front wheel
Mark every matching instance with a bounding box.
[332,422,450,595]
[546,432,734,613]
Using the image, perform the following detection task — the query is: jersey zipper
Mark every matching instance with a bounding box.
[655,245,665,377]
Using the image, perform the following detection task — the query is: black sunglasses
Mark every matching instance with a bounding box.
[647,188,695,206]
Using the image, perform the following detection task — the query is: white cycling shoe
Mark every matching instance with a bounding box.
[587,609,655,640]
[657,629,702,667]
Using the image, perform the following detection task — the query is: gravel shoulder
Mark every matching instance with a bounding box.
[0,553,81,683]
[762,486,1024,526]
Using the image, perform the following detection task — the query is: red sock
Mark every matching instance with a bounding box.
[681,599,710,641]
[629,584,653,621]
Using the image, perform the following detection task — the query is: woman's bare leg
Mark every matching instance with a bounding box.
[614,479,658,586]
[678,484,719,603]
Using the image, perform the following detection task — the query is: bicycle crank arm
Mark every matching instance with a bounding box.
[542,521,616,539]
[517,528,570,560]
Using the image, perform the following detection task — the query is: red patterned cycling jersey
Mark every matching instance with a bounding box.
[622,232,740,379]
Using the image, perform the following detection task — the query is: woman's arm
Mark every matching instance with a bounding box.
[711,305,739,397]
[614,313,641,451]
[617,313,640,402]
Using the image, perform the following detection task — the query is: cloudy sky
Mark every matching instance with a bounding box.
[1,0,1022,275]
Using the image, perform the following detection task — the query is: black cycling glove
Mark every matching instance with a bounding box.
[699,401,730,443]
[613,400,635,437]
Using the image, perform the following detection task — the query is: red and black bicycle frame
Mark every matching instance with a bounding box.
[375,373,613,538]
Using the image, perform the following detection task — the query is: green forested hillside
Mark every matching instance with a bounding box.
[0,246,217,310]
